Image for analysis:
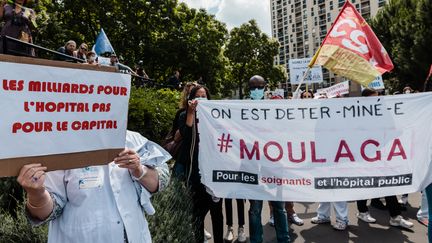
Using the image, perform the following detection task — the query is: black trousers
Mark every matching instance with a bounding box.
[357,196,401,217]
[225,198,245,227]
[191,184,224,243]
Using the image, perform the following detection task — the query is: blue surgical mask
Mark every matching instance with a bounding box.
[250,88,264,100]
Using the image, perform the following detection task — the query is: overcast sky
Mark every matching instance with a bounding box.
[178,0,272,36]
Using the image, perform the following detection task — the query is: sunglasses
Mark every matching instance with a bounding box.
[80,47,87,51]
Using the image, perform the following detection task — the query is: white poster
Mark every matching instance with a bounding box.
[197,93,432,202]
[289,58,323,84]
[316,81,350,98]
[0,61,130,160]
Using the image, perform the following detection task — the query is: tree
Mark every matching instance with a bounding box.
[32,0,228,94]
[225,20,286,98]
[371,0,432,92]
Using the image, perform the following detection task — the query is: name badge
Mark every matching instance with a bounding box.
[79,166,104,189]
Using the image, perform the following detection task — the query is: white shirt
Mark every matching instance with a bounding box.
[29,131,171,243]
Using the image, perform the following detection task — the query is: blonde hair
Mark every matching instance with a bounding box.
[179,82,197,109]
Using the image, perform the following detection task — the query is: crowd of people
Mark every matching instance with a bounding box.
[166,77,432,243]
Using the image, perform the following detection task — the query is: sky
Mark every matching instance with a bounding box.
[178,0,272,36]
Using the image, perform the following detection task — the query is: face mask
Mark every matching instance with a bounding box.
[89,56,96,62]
[250,88,264,100]
[404,90,411,94]
[194,97,207,101]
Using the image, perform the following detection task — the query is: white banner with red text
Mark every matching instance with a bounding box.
[0,60,130,176]
[197,94,432,202]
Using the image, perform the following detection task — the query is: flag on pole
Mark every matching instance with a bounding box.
[92,28,115,56]
[308,1,393,86]
[427,64,432,81]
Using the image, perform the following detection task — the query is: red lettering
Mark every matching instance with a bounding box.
[12,122,53,133]
[121,87,127,96]
[240,139,260,160]
[264,141,283,162]
[311,141,326,163]
[360,139,381,162]
[387,138,407,161]
[287,142,305,163]
[334,140,354,162]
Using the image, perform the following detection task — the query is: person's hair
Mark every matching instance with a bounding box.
[65,40,76,48]
[86,51,95,58]
[361,88,378,97]
[301,91,314,99]
[188,85,211,101]
[179,82,197,109]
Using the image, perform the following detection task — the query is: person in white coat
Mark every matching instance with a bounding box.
[18,130,171,243]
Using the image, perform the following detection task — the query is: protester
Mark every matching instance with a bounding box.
[55,40,77,61]
[301,91,313,99]
[85,51,97,65]
[423,80,432,242]
[417,192,429,226]
[403,86,414,94]
[0,0,36,56]
[247,75,290,243]
[168,70,181,89]
[17,130,171,243]
[353,88,413,229]
[224,198,246,242]
[177,85,223,243]
[74,43,88,62]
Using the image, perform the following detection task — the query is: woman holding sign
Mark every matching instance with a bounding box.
[17,130,171,243]
[176,85,224,243]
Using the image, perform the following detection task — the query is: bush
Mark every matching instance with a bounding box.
[0,204,48,243]
[147,178,195,243]
[0,177,23,218]
[128,87,180,144]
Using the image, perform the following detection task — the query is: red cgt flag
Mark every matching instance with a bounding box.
[309,1,394,86]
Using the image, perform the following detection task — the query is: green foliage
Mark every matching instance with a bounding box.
[0,204,48,243]
[147,178,195,243]
[225,20,287,98]
[0,177,23,217]
[128,87,179,143]
[371,0,432,92]
[33,0,228,94]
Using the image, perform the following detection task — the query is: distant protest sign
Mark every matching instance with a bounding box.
[197,94,432,201]
[316,80,349,98]
[0,59,130,176]
[289,58,323,84]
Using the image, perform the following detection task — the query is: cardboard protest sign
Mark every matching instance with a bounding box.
[0,55,130,176]
[197,94,432,202]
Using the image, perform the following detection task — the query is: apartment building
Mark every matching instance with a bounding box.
[270,0,388,90]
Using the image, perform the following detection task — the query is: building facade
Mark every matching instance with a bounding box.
[270,0,388,91]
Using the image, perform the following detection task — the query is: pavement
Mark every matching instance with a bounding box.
[205,192,428,243]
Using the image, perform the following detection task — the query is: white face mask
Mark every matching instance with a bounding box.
[194,97,208,101]
[89,56,96,62]
[404,90,411,94]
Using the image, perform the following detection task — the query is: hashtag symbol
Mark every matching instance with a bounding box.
[217,133,233,153]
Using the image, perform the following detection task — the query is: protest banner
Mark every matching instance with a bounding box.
[289,58,323,85]
[0,55,130,176]
[316,80,349,98]
[197,93,432,202]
